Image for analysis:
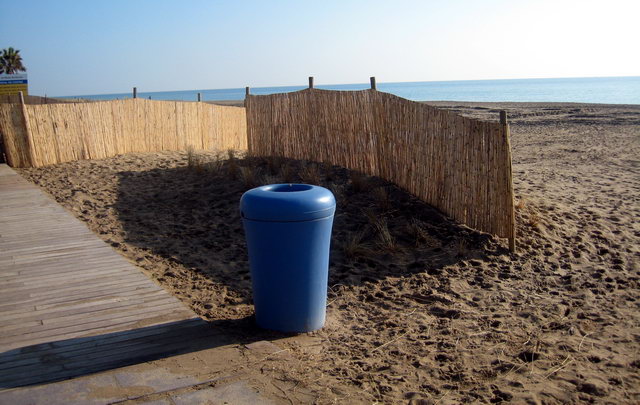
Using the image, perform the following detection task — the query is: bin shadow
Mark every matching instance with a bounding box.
[0,316,295,389]
[112,156,504,316]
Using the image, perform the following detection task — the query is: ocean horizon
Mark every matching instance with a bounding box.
[59,76,640,105]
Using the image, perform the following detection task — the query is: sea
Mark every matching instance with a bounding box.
[62,76,640,105]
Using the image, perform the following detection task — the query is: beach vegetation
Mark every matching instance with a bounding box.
[527,212,541,229]
[281,162,296,183]
[350,171,371,193]
[186,146,204,172]
[328,183,345,206]
[373,217,400,252]
[226,149,240,179]
[205,150,226,172]
[239,166,261,189]
[322,162,337,182]
[408,219,441,248]
[264,155,283,175]
[261,174,280,186]
[363,208,400,253]
[455,238,468,257]
[372,186,391,211]
[300,162,321,185]
[341,229,369,259]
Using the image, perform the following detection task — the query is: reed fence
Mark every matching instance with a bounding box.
[0,85,516,248]
[245,88,515,249]
[0,98,247,168]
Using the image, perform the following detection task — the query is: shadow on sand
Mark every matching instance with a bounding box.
[110,156,503,315]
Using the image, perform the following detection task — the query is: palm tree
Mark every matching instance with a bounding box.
[0,47,27,74]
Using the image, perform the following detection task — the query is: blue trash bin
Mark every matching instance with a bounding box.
[240,183,336,333]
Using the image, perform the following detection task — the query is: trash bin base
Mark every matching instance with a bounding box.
[243,217,333,333]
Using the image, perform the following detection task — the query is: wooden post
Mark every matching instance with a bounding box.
[500,110,507,125]
[133,87,137,99]
[197,93,201,102]
[308,76,314,89]
[370,76,376,90]
[18,92,37,167]
[245,86,250,96]
[44,94,48,104]
[0,132,5,165]
[500,110,516,253]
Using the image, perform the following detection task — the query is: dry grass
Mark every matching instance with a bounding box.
[226,149,240,179]
[300,162,321,185]
[281,163,296,183]
[239,166,261,189]
[527,212,541,229]
[322,162,337,182]
[455,239,468,257]
[328,184,345,207]
[350,171,371,193]
[262,174,280,186]
[374,217,401,253]
[265,155,283,175]
[362,207,378,226]
[204,150,225,172]
[408,219,441,248]
[362,209,400,253]
[372,186,391,211]
[186,146,204,172]
[341,229,370,260]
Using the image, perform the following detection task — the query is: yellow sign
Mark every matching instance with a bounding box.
[0,74,28,96]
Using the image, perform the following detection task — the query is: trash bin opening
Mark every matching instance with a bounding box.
[266,184,313,192]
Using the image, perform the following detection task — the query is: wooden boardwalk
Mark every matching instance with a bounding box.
[0,164,211,389]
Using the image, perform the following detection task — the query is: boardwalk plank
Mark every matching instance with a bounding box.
[0,165,201,388]
[0,290,176,325]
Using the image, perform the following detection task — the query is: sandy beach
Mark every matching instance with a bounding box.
[17,101,640,404]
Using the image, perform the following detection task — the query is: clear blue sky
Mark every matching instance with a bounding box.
[1,0,638,97]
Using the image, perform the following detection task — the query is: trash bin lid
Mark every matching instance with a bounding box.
[240,184,336,222]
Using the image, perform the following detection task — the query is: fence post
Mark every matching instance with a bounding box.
[0,131,5,164]
[500,110,516,253]
[18,92,37,167]
[133,87,137,99]
[197,93,201,102]
[308,77,314,89]
[245,87,250,96]
[499,110,507,125]
[370,76,376,90]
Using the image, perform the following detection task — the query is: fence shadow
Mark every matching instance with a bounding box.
[0,315,290,389]
[112,157,503,311]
